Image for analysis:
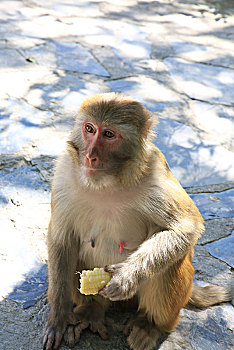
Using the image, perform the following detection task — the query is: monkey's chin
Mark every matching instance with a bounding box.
[80,166,115,190]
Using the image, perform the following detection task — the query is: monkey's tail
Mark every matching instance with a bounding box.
[189,283,233,308]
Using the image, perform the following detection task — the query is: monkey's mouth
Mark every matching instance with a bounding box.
[84,167,106,176]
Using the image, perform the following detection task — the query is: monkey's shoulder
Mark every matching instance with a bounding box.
[146,144,183,192]
[147,144,173,176]
[146,145,204,221]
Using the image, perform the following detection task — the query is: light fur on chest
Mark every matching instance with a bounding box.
[71,187,149,267]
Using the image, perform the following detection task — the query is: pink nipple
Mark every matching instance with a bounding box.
[120,240,127,254]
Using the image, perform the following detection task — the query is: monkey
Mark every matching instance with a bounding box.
[43,93,232,350]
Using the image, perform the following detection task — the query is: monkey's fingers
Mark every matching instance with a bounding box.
[98,283,111,298]
[104,263,123,274]
[99,279,127,301]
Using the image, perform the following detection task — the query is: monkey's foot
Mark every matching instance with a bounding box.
[63,302,108,348]
[43,312,78,350]
[124,315,163,350]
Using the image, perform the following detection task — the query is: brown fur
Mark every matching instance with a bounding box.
[138,251,194,332]
[189,283,233,308]
[43,93,231,350]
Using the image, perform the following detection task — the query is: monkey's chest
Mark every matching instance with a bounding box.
[78,211,147,267]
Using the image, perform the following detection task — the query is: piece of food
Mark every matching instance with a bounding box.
[79,267,112,295]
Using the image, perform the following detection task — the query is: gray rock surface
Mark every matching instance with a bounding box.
[205,233,234,268]
[0,0,233,349]
[164,57,234,106]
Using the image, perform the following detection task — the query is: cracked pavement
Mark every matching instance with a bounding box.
[0,0,233,349]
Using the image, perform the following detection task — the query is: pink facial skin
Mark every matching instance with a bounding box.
[82,121,122,176]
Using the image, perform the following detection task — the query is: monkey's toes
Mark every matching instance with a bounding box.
[124,318,135,336]
[125,316,161,350]
[64,325,75,348]
[64,321,89,347]
[63,319,108,347]
[90,320,108,340]
[43,322,66,350]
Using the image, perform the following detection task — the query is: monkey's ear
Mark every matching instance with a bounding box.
[67,140,79,162]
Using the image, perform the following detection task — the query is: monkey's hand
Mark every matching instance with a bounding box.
[99,263,138,301]
[43,312,77,350]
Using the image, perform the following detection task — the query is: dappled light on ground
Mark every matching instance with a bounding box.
[0,0,233,349]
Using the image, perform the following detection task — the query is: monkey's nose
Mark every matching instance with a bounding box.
[86,155,98,167]
[90,157,97,166]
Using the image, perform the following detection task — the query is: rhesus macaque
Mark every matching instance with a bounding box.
[43,93,231,350]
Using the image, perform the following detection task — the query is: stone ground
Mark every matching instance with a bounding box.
[0,0,233,349]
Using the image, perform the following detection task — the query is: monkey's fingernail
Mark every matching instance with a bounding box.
[98,288,107,296]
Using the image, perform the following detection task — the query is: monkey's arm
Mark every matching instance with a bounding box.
[43,209,78,349]
[100,176,204,301]
[100,229,194,301]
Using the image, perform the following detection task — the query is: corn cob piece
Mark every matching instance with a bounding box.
[79,267,111,295]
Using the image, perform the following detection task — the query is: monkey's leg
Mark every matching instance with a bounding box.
[43,227,79,350]
[126,252,194,350]
[63,277,110,348]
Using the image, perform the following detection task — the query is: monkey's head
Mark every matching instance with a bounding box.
[68,93,155,189]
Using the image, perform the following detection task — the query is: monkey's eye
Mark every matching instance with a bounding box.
[86,124,95,134]
[104,130,115,138]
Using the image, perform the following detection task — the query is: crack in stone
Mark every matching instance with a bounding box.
[204,248,233,268]
[188,96,234,108]
[105,74,143,82]
[177,91,234,108]
[185,183,234,194]
[200,232,233,246]
[171,54,234,71]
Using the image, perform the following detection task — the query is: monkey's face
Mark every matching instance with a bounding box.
[69,93,154,188]
[81,120,124,178]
